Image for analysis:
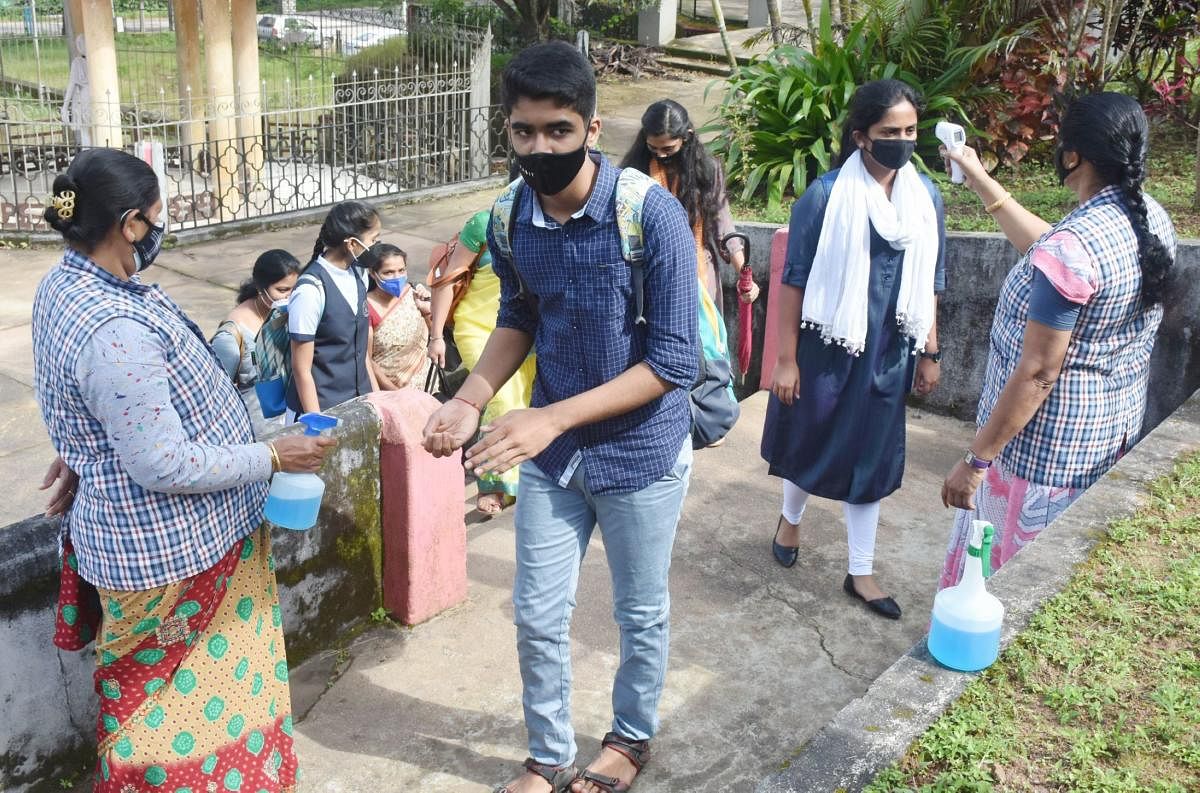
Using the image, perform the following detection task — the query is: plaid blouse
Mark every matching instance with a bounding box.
[32,249,270,591]
[978,186,1176,489]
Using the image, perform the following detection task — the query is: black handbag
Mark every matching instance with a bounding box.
[424,364,451,403]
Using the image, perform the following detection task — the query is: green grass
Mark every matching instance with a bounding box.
[730,124,1200,239]
[1,32,345,107]
[866,453,1200,792]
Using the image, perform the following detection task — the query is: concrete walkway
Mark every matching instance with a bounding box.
[288,394,975,791]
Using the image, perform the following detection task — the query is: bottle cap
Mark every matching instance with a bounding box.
[297,412,339,436]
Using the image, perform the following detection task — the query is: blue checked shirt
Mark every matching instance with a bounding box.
[32,249,271,591]
[979,186,1176,489]
[489,153,698,494]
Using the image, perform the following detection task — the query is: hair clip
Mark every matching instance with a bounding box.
[51,190,76,220]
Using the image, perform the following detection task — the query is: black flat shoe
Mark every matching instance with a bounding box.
[772,515,799,568]
[843,574,901,620]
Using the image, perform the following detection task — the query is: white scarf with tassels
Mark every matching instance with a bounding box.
[802,149,938,356]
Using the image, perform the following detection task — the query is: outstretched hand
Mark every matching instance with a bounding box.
[464,407,564,477]
[939,143,989,191]
[422,398,482,458]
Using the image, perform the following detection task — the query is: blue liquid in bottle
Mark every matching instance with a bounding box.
[263,494,322,532]
[262,412,338,531]
[927,614,1001,672]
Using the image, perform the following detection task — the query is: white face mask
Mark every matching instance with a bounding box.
[271,298,289,311]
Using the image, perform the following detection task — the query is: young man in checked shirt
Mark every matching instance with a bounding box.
[422,40,699,793]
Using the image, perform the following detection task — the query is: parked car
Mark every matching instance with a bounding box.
[339,29,401,57]
[257,14,327,49]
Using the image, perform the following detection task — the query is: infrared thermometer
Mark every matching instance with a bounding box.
[935,121,966,184]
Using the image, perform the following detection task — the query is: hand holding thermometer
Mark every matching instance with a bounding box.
[935,121,967,184]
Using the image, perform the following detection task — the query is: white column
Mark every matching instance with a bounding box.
[173,0,205,170]
[81,0,121,147]
[638,0,679,48]
[200,0,240,218]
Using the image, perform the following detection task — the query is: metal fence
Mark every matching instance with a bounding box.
[0,8,506,234]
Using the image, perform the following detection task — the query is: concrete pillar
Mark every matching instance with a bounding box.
[200,0,240,219]
[80,0,121,147]
[230,0,263,180]
[468,26,492,180]
[365,390,467,626]
[65,0,83,57]
[748,0,769,27]
[637,0,678,47]
[172,0,205,171]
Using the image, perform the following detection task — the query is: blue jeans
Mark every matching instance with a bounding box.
[513,441,693,766]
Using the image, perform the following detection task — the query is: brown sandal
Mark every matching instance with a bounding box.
[493,757,578,793]
[573,732,651,792]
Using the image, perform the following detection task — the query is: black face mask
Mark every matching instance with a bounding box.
[348,237,380,270]
[654,150,682,166]
[867,137,917,171]
[516,144,588,196]
[123,210,165,272]
[1054,145,1080,185]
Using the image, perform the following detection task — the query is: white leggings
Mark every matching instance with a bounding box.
[781,480,881,576]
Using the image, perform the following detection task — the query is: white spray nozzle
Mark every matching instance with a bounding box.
[935,121,966,184]
[969,519,988,548]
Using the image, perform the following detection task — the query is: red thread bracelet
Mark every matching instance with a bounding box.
[453,395,482,413]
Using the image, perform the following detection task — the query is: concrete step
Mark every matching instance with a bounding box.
[662,41,759,66]
[658,55,732,76]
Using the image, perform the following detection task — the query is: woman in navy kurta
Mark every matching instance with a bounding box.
[761,79,946,619]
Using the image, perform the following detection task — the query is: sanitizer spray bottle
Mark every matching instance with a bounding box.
[928,520,1004,671]
[263,412,338,531]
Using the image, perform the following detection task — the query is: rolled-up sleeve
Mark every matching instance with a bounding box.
[488,207,539,337]
[929,178,948,294]
[641,186,698,389]
[783,177,830,288]
[77,317,272,494]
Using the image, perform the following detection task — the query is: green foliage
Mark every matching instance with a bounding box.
[340,35,410,75]
[708,0,968,212]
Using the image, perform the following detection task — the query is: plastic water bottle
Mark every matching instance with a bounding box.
[928,520,1005,671]
[263,412,339,531]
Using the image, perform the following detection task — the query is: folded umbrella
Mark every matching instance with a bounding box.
[723,233,754,382]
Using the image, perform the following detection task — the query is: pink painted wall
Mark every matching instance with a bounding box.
[367,390,467,625]
[759,227,791,392]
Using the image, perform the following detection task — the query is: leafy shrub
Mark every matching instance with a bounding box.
[1114,0,1200,100]
[708,0,967,211]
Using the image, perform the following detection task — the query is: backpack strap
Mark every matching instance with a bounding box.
[613,168,657,326]
[492,168,655,323]
[214,319,245,362]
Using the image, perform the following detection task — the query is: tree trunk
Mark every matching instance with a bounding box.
[838,0,854,27]
[767,0,782,45]
[709,0,738,72]
[800,0,814,37]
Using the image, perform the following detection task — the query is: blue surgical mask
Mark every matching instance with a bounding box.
[379,275,407,298]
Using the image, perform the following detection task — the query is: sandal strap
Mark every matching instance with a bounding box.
[576,769,630,793]
[600,732,651,772]
[522,758,577,791]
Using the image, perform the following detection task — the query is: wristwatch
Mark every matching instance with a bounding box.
[919,348,943,363]
[963,449,992,470]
